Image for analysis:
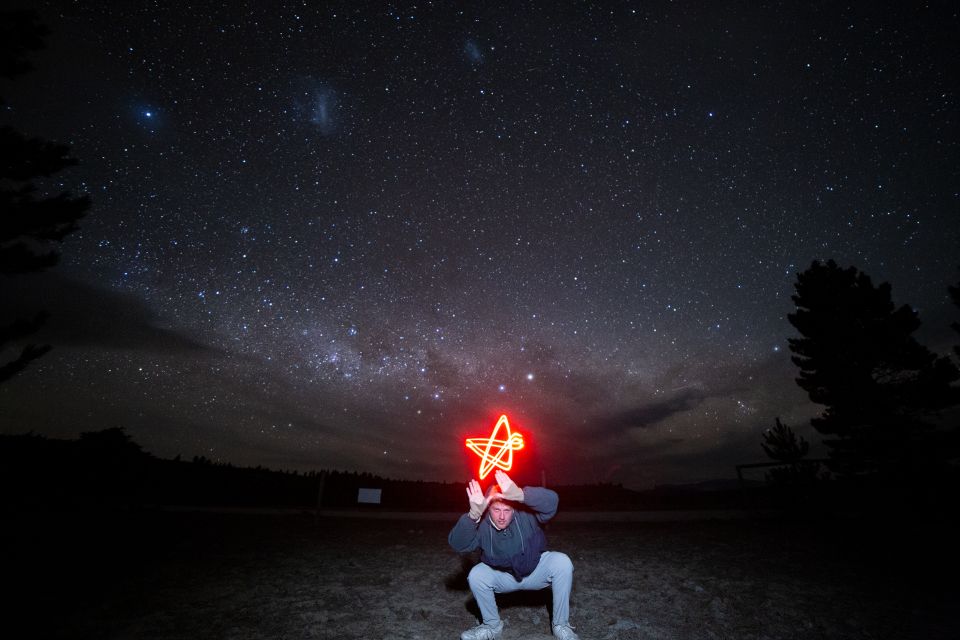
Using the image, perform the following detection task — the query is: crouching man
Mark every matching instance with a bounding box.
[448,469,580,640]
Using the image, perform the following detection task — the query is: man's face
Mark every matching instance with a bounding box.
[488,500,514,529]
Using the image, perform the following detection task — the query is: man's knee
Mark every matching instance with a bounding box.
[550,551,573,577]
[468,563,493,590]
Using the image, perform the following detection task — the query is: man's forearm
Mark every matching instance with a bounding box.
[520,486,558,520]
[448,513,481,552]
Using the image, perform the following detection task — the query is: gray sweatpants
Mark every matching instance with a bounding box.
[467,551,574,627]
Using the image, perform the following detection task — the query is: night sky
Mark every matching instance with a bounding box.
[1,1,957,489]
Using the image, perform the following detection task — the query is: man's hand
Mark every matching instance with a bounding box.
[495,470,524,502]
[466,479,489,521]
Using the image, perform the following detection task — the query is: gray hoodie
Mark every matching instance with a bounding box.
[448,486,558,579]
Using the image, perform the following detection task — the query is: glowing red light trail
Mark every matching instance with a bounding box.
[465,414,525,480]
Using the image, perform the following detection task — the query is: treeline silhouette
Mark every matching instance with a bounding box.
[750,260,960,513]
[0,428,756,512]
[1,10,90,383]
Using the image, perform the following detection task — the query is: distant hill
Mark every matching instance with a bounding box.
[652,478,763,493]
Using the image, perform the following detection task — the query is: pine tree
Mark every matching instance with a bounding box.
[788,260,959,478]
[949,269,960,360]
[761,417,821,491]
[0,10,90,383]
[761,418,809,463]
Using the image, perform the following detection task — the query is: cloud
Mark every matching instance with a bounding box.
[0,270,213,353]
[597,386,708,433]
[655,427,771,481]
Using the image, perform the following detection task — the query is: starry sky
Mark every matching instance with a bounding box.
[1,1,958,490]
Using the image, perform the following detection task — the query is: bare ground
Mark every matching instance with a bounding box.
[7,509,957,639]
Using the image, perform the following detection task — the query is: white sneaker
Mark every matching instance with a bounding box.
[553,623,580,640]
[461,620,504,640]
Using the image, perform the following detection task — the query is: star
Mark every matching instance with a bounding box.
[465,414,525,480]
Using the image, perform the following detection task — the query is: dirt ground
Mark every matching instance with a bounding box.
[8,509,957,639]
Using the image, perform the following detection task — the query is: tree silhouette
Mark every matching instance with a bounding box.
[950,269,960,360]
[0,10,90,383]
[760,417,822,493]
[78,426,148,460]
[761,417,809,463]
[0,10,47,79]
[788,260,959,479]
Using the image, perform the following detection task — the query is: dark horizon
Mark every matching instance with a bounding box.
[1,426,773,491]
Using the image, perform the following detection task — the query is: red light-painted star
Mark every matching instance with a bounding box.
[465,414,525,480]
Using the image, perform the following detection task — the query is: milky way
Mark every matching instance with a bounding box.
[1,1,957,489]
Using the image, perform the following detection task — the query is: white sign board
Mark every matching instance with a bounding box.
[357,488,382,504]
